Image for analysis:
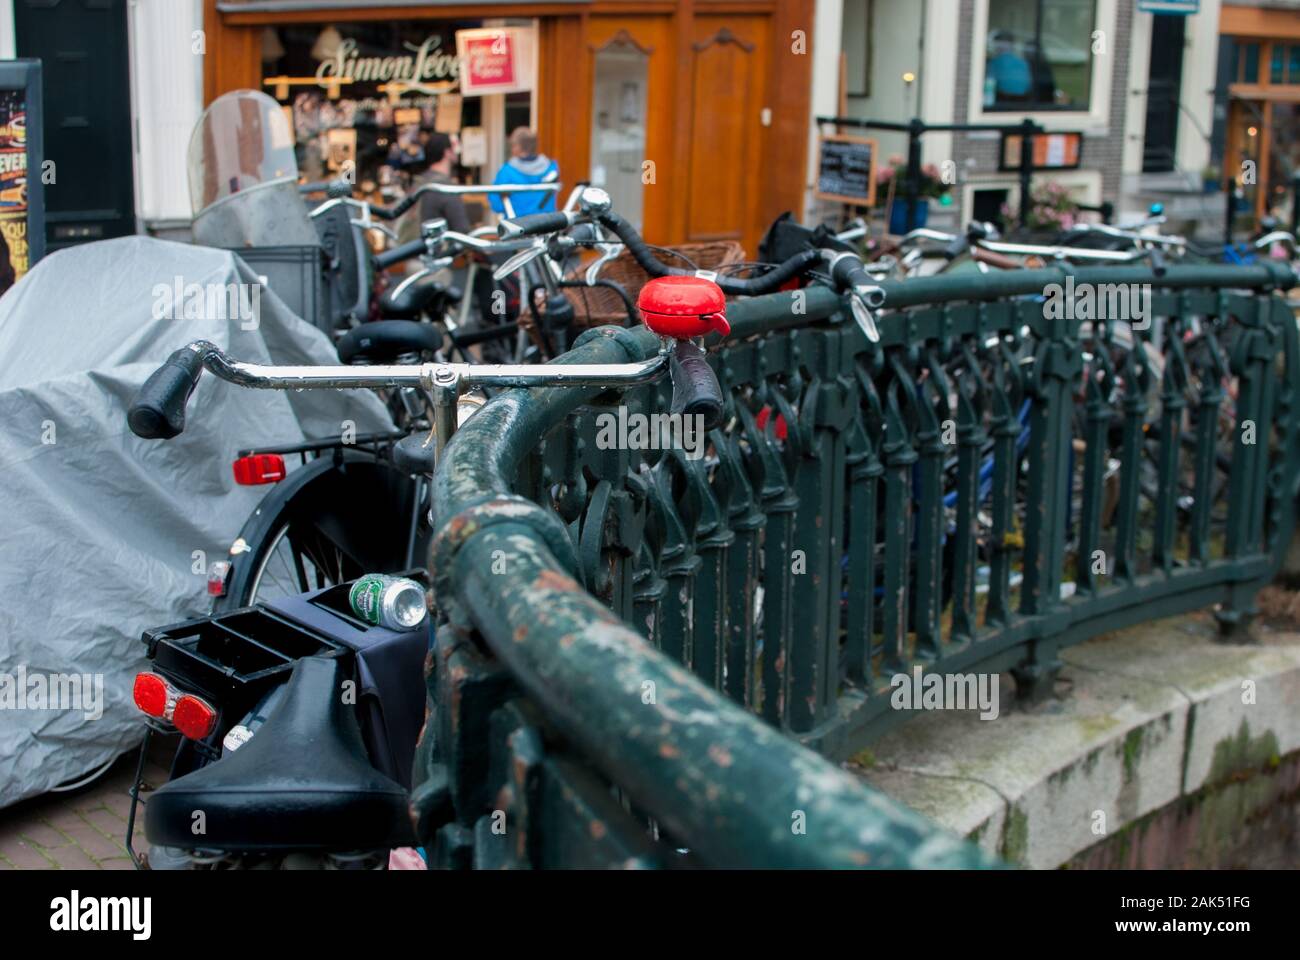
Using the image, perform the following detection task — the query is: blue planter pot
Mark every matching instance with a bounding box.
[890,199,930,235]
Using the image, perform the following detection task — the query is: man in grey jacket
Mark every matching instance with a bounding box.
[413,132,471,235]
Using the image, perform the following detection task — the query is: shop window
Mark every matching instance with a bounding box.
[261,21,484,196]
[982,0,1096,112]
[590,36,649,230]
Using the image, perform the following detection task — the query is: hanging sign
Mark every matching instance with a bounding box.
[455,27,536,96]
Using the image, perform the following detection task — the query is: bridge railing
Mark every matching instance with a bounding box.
[411,261,1300,868]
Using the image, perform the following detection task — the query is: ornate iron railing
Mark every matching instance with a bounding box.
[411,262,1300,868]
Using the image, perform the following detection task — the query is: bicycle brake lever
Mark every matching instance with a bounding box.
[849,289,883,343]
[584,242,622,286]
[493,241,547,282]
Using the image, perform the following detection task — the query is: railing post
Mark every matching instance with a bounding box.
[905,117,924,233]
[1018,119,1037,229]
[1015,295,1077,701]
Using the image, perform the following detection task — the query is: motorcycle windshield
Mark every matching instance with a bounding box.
[187,90,299,215]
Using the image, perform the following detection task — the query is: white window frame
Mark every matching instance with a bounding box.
[967,0,1117,132]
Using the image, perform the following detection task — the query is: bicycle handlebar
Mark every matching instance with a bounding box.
[366,181,563,221]
[128,342,672,440]
[498,210,577,239]
[594,210,819,296]
[127,345,208,440]
[374,238,427,270]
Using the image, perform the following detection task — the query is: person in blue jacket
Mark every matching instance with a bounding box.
[489,127,559,217]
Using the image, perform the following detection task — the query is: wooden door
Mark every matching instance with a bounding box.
[684,17,770,256]
[587,17,675,242]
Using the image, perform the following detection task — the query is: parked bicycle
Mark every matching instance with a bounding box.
[124,269,733,869]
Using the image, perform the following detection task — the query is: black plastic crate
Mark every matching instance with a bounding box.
[142,607,343,707]
[229,245,331,333]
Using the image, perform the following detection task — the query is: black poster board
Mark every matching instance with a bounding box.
[815,134,877,207]
[0,59,44,297]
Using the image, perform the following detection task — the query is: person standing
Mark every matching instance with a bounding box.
[412,131,471,235]
[489,128,559,217]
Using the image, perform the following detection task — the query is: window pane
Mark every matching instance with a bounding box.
[590,41,648,230]
[1272,44,1284,84]
[985,0,1095,111]
[1290,45,1300,83]
[1243,42,1259,83]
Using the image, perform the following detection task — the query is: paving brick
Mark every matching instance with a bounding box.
[83,804,129,833]
[98,857,137,871]
[47,845,103,870]
[0,838,56,869]
[60,820,129,861]
[18,820,71,850]
[102,787,138,821]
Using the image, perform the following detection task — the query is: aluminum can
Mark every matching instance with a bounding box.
[349,574,427,630]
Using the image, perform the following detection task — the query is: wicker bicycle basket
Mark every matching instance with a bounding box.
[563,240,746,328]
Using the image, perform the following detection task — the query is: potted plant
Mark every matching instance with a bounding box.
[877,155,952,235]
[1003,181,1082,238]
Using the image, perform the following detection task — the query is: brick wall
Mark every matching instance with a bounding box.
[948,0,1133,220]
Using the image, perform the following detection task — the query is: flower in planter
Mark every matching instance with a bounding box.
[875,155,952,204]
[1003,181,1082,231]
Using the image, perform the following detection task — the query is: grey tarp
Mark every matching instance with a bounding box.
[0,236,392,809]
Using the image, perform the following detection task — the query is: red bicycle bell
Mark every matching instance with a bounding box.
[637,276,730,339]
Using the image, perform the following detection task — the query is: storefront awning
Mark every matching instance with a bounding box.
[218,0,588,11]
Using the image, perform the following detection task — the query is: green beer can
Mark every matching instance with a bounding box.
[348,574,428,631]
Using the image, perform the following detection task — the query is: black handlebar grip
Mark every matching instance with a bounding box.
[944,235,972,261]
[669,340,724,431]
[829,256,886,307]
[374,239,427,270]
[498,211,573,239]
[1147,247,1167,278]
[128,346,206,440]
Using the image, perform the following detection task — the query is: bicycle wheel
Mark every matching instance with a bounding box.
[214,452,428,611]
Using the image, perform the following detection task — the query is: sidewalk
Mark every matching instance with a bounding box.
[0,734,174,870]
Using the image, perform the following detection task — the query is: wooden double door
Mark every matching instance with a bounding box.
[544,8,806,257]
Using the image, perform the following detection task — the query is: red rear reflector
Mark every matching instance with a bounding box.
[133,673,171,718]
[173,695,218,740]
[207,560,232,597]
[232,453,286,485]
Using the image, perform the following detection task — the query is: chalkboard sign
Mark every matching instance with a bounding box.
[815,134,876,207]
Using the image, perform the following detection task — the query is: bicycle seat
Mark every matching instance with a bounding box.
[378,273,459,319]
[144,657,415,853]
[337,319,443,364]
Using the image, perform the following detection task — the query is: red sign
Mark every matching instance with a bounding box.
[462,33,514,89]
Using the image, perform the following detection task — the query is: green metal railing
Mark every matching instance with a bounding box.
[411,261,1300,868]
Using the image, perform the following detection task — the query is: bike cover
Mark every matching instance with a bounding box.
[0,235,392,809]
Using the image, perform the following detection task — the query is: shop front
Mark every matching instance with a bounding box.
[1219,3,1300,224]
[203,0,814,254]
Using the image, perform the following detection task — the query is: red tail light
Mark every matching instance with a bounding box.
[133,673,171,718]
[173,695,218,740]
[232,453,286,485]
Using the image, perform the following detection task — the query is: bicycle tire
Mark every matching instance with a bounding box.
[214,452,427,611]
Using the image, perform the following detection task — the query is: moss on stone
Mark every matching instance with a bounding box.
[1001,804,1029,865]
[1122,727,1144,784]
